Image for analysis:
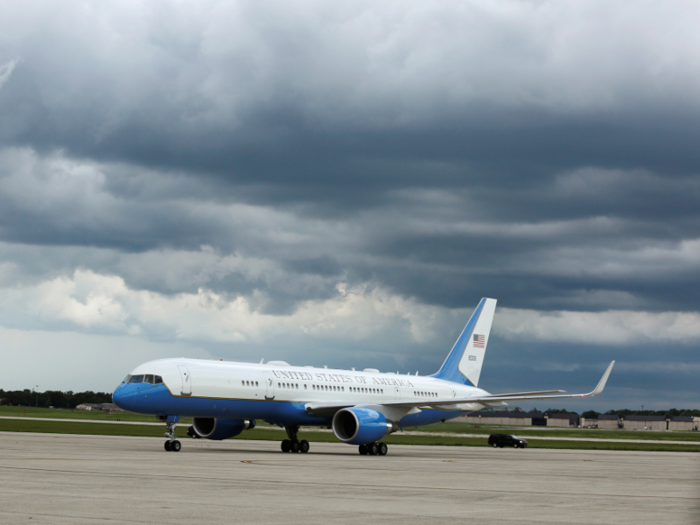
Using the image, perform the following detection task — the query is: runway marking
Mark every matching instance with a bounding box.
[3,464,697,501]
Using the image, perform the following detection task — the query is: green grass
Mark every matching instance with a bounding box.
[6,408,698,443]
[1,418,699,452]
[0,406,192,425]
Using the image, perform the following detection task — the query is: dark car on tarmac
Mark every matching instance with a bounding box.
[488,434,528,448]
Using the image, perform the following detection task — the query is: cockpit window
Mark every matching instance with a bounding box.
[144,374,154,384]
[128,375,145,383]
[122,375,131,383]
[154,375,163,384]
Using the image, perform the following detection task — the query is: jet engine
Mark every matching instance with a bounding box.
[332,407,393,445]
[191,418,255,440]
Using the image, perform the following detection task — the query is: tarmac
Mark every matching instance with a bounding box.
[0,431,698,525]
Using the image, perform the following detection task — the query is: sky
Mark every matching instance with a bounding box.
[0,1,698,412]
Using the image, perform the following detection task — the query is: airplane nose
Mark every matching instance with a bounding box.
[112,385,135,411]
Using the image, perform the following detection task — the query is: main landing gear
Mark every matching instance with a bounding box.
[163,417,181,452]
[280,425,310,454]
[359,442,388,456]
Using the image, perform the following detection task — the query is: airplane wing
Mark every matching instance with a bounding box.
[305,361,614,417]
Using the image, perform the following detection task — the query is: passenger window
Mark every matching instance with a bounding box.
[154,376,163,384]
[129,375,144,383]
[242,381,245,386]
[256,381,259,387]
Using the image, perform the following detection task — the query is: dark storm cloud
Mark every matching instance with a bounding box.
[1,2,700,314]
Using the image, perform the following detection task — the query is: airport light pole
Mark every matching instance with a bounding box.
[35,385,39,408]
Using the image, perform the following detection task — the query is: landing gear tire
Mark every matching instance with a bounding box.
[378,442,388,456]
[171,440,181,452]
[300,440,310,453]
[359,444,368,455]
[164,441,172,452]
[368,442,379,456]
[291,441,300,453]
[281,439,291,453]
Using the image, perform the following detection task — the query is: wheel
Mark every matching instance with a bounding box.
[291,441,300,453]
[359,444,368,455]
[172,440,181,452]
[299,440,310,453]
[378,442,388,456]
[513,444,518,449]
[368,442,379,456]
[164,441,172,452]
[492,443,498,448]
[499,445,503,448]
[281,439,291,452]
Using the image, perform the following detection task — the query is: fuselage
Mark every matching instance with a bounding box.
[112,357,489,428]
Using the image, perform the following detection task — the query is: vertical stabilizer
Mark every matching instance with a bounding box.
[431,298,497,386]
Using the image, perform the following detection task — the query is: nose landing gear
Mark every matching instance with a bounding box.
[162,416,181,452]
[280,425,310,453]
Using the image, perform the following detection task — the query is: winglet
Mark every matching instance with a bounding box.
[587,361,615,396]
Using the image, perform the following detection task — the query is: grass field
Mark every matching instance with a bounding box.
[1,411,699,452]
[0,406,193,425]
[5,407,700,442]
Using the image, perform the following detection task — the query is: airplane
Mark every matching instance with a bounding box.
[112,298,615,455]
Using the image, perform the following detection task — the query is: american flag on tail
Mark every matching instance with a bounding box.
[473,334,485,348]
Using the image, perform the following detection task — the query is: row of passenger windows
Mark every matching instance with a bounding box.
[313,384,343,392]
[123,374,163,385]
[350,386,383,394]
[273,383,386,394]
[414,391,438,397]
[242,380,259,387]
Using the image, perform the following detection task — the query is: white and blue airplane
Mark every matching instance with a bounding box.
[112,298,614,455]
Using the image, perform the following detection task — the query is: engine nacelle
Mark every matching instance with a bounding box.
[192,418,255,440]
[332,407,391,445]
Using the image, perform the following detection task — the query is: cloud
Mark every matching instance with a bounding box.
[0,2,699,407]
[495,307,700,345]
[0,59,18,90]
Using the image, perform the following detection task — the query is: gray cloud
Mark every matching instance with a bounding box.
[0,1,699,407]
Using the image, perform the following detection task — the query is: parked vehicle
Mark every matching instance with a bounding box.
[488,434,528,448]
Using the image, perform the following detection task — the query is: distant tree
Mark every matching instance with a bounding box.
[545,408,579,415]
[0,389,112,408]
[581,410,600,419]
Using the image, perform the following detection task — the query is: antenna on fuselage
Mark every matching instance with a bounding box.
[260,358,264,364]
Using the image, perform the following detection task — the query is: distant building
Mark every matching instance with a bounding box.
[623,415,668,431]
[596,414,623,429]
[668,417,700,431]
[585,414,699,431]
[75,403,121,412]
[463,412,547,426]
[544,413,580,427]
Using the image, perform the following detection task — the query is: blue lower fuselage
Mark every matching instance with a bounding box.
[113,382,463,429]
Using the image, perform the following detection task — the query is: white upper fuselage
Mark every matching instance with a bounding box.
[128,357,489,408]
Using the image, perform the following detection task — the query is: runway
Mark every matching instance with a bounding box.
[1,432,698,525]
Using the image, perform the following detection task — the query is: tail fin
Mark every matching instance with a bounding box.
[431,298,497,387]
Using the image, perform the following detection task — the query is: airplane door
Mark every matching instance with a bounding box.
[178,365,192,396]
[264,372,275,400]
[394,386,401,401]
